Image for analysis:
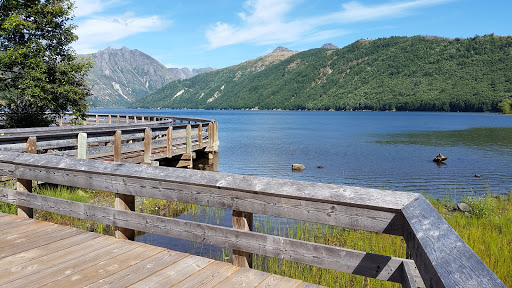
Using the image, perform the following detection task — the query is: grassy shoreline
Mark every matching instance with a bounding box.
[0,182,510,287]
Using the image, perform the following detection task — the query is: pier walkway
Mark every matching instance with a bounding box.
[0,212,315,288]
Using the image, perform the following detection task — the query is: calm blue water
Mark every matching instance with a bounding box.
[91,108,512,198]
[90,108,512,258]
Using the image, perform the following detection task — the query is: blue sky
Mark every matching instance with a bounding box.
[73,0,512,69]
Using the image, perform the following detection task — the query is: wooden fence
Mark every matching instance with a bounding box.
[0,114,505,288]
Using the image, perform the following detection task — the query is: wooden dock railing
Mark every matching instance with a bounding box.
[0,114,505,288]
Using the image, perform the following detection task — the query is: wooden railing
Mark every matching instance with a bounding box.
[0,114,505,288]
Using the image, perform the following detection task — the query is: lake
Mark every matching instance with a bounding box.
[90,108,512,257]
[91,108,512,198]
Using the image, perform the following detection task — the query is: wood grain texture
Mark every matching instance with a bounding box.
[3,189,415,283]
[256,274,303,288]
[402,196,505,288]
[173,261,240,288]
[215,268,271,288]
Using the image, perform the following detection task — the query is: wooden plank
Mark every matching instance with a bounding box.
[5,238,141,287]
[144,128,152,163]
[0,215,35,230]
[85,250,188,288]
[0,152,410,234]
[298,282,326,288]
[166,126,173,157]
[128,255,214,288]
[173,261,240,288]
[197,124,203,149]
[0,235,117,282]
[0,225,84,258]
[256,274,302,288]
[4,190,414,283]
[40,244,163,288]
[114,130,121,162]
[215,267,271,288]
[402,196,506,288]
[0,232,99,268]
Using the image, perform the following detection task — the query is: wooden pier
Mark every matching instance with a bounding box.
[0,213,312,287]
[0,113,506,287]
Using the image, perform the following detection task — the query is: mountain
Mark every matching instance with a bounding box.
[133,35,512,112]
[80,47,213,107]
[321,43,339,49]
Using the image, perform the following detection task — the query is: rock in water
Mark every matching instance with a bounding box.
[292,164,306,171]
[457,202,471,212]
[433,153,448,162]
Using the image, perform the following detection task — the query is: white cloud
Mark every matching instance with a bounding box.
[73,0,116,17]
[206,0,452,48]
[73,12,168,54]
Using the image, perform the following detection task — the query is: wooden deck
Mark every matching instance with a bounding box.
[0,212,320,288]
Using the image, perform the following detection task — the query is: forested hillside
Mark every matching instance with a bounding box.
[133,35,512,112]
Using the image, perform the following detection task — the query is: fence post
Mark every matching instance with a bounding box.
[113,129,135,240]
[144,128,152,164]
[166,126,173,158]
[232,211,253,268]
[126,115,129,123]
[17,136,37,218]
[77,133,87,159]
[176,125,193,168]
[108,115,112,124]
[96,114,99,124]
[134,116,137,123]
[117,115,121,124]
[214,121,219,152]
[186,124,192,154]
[197,124,203,149]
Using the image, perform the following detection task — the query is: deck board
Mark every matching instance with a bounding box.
[0,212,322,287]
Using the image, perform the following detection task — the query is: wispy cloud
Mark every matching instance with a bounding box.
[74,12,168,54]
[206,0,452,49]
[73,0,116,17]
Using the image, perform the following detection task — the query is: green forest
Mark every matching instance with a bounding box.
[133,35,512,112]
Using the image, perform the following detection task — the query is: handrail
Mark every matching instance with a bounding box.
[0,113,505,288]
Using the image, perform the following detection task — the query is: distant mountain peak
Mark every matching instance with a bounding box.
[321,43,339,49]
[272,46,293,53]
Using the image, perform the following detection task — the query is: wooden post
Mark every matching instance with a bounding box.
[59,115,63,126]
[144,128,152,164]
[134,116,138,123]
[141,116,145,123]
[77,133,87,159]
[96,114,99,124]
[17,136,37,218]
[232,210,253,268]
[113,129,135,240]
[126,115,129,123]
[114,130,122,162]
[166,126,173,158]
[197,124,203,149]
[186,124,192,154]
[214,121,219,152]
[207,123,213,151]
[108,115,112,124]
[117,115,121,124]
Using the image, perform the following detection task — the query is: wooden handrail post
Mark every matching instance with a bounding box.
[214,121,219,152]
[17,136,37,218]
[166,126,173,158]
[141,116,145,123]
[126,115,129,123]
[186,124,192,154]
[232,210,253,268]
[113,129,135,240]
[134,116,137,123]
[197,124,203,149]
[77,133,87,159]
[108,115,112,124]
[144,128,152,164]
[96,114,99,124]
[207,123,213,151]
[59,115,63,126]
[117,115,121,124]
[114,130,122,162]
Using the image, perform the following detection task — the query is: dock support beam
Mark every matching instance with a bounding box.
[17,136,36,218]
[232,210,253,268]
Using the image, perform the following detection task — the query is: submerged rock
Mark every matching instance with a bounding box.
[433,153,448,162]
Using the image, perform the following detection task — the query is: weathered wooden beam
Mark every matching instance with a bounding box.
[0,152,411,234]
[232,210,253,268]
[16,136,36,219]
[125,115,129,123]
[144,128,152,164]
[1,188,417,284]
[96,114,99,124]
[114,130,122,162]
[166,126,173,158]
[197,124,203,149]
[186,125,192,154]
[402,196,505,288]
[108,115,112,124]
[77,133,87,159]
[117,115,121,124]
